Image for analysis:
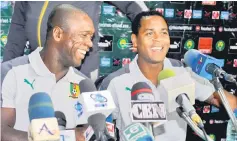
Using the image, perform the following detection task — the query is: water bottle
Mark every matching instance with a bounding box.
[226,109,237,141]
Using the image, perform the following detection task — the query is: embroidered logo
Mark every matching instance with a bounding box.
[69,83,80,98]
[24,79,35,90]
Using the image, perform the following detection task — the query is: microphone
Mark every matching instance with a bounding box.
[76,79,116,141]
[184,49,236,83]
[130,82,167,137]
[122,123,154,141]
[55,111,76,141]
[55,111,66,130]
[158,69,204,128]
[28,92,60,141]
[176,107,214,141]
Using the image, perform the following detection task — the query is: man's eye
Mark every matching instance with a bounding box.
[146,32,153,36]
[162,32,168,35]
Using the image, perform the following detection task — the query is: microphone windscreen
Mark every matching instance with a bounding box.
[28,92,54,121]
[183,49,199,67]
[158,69,176,82]
[55,111,66,128]
[131,82,153,100]
[79,79,97,93]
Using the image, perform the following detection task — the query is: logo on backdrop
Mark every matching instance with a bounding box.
[100,57,111,67]
[184,39,195,50]
[215,40,225,52]
[165,9,174,18]
[198,37,213,54]
[184,9,192,19]
[169,37,182,53]
[98,35,113,52]
[228,38,237,54]
[117,38,129,50]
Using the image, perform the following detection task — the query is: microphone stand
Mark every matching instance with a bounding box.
[176,108,213,141]
[211,77,237,132]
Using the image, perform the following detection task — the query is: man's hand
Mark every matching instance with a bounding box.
[75,126,88,141]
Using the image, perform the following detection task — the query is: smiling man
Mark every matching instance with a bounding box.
[100,11,237,141]
[1,4,94,141]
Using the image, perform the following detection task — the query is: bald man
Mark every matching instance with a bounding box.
[1,4,95,141]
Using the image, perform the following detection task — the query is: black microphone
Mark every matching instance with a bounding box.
[55,111,66,130]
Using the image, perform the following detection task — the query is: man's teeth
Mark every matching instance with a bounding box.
[151,47,163,50]
[78,49,87,55]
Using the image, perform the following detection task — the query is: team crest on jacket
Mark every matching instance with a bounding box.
[69,83,80,98]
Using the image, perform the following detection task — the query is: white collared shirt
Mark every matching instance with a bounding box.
[1,48,89,131]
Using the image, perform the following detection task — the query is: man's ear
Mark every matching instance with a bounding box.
[131,34,138,53]
[52,26,63,42]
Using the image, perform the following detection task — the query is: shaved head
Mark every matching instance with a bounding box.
[46,4,89,39]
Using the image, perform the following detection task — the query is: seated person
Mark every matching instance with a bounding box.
[1,4,95,141]
[100,11,237,141]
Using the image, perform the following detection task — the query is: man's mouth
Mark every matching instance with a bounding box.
[77,49,87,55]
[151,47,164,51]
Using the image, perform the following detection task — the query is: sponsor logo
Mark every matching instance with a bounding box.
[169,25,192,31]
[200,26,215,32]
[75,102,83,118]
[1,35,7,46]
[198,37,213,54]
[165,9,174,18]
[169,37,182,53]
[193,10,202,19]
[24,78,35,90]
[69,83,80,99]
[117,38,129,50]
[223,27,237,32]
[38,123,56,135]
[131,101,166,122]
[209,119,214,124]
[196,25,201,31]
[209,134,216,141]
[226,59,233,65]
[229,12,237,19]
[102,6,115,16]
[219,26,223,32]
[203,105,210,113]
[184,39,195,50]
[113,58,121,66]
[98,35,113,52]
[228,38,237,54]
[204,11,211,18]
[211,106,220,113]
[212,11,220,19]
[156,8,164,15]
[122,58,131,66]
[100,57,111,67]
[0,2,9,9]
[234,59,237,68]
[221,11,229,20]
[176,9,183,18]
[90,93,107,107]
[215,40,225,51]
[184,9,192,19]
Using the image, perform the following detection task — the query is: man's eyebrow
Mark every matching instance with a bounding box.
[143,28,168,32]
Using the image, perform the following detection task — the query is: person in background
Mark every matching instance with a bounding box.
[1,4,95,141]
[2,1,148,80]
